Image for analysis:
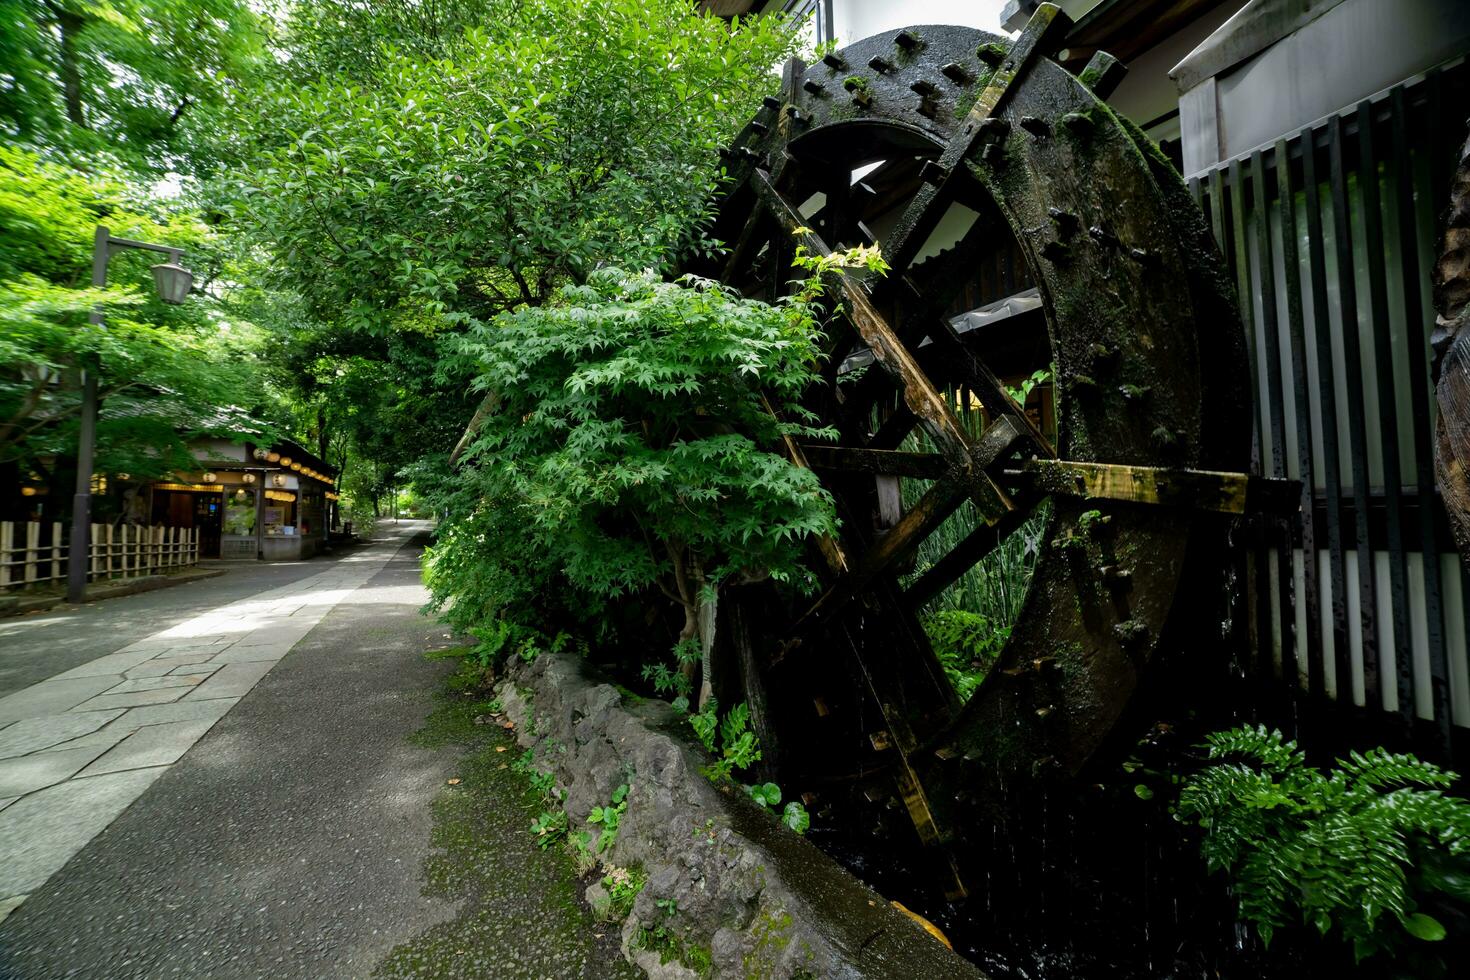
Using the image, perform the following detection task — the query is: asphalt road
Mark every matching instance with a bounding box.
[0,528,464,979]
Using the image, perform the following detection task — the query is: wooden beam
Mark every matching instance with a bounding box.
[1020,459,1301,515]
[800,445,949,479]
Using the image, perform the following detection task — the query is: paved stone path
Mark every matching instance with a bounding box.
[0,526,421,923]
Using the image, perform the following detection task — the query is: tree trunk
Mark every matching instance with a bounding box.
[697,588,718,710]
[668,544,703,695]
[55,7,87,128]
[1435,128,1470,571]
[677,602,700,689]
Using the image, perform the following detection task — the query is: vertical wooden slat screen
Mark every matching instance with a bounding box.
[1390,86,1452,747]
[1301,127,1353,700]
[1358,100,1418,724]
[1192,61,1470,742]
[0,522,201,593]
[1326,111,1383,708]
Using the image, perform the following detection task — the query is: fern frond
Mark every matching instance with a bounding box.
[1181,726,1469,959]
[1202,725,1306,773]
[1338,747,1458,791]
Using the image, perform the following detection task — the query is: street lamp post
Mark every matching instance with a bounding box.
[68,225,193,604]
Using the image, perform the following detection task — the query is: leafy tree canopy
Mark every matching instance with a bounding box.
[0,0,267,174]
[226,0,798,331]
[0,145,267,485]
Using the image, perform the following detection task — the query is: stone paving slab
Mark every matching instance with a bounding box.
[0,711,125,760]
[98,696,241,736]
[78,720,219,778]
[35,724,132,756]
[69,685,193,713]
[123,655,214,678]
[48,651,159,681]
[233,628,315,648]
[207,645,292,664]
[0,767,167,898]
[169,660,222,676]
[103,673,208,695]
[0,675,122,727]
[0,743,112,797]
[181,662,275,702]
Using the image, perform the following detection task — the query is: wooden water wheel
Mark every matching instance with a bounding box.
[689,4,1285,872]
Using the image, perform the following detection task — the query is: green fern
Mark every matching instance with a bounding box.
[1179,726,1470,960]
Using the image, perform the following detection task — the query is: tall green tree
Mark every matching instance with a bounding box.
[0,145,267,497]
[228,0,797,331]
[277,0,494,80]
[0,0,266,173]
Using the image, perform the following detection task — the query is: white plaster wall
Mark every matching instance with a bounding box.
[1101,0,1243,138]
[829,0,1012,46]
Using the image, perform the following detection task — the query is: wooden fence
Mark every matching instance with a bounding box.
[0,522,199,591]
[1187,58,1470,749]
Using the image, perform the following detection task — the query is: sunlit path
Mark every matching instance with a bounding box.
[0,523,427,922]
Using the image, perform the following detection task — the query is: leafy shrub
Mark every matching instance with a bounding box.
[428,265,846,692]
[922,609,1007,702]
[588,783,630,854]
[694,700,762,783]
[1178,726,1470,962]
[689,699,809,834]
[529,809,568,850]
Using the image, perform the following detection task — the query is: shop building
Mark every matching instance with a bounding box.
[144,439,339,560]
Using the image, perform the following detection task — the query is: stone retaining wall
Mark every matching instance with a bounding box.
[497,652,987,980]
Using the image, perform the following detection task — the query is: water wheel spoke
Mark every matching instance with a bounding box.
[896,274,1054,458]
[793,476,968,634]
[799,445,949,479]
[904,505,1037,610]
[758,393,852,577]
[752,170,1015,486]
[866,404,918,449]
[719,204,776,284]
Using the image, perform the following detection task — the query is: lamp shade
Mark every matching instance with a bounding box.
[150,262,193,304]
[202,472,217,483]
[243,473,257,484]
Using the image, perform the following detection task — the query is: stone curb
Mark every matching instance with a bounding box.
[499,652,988,980]
[0,568,226,620]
